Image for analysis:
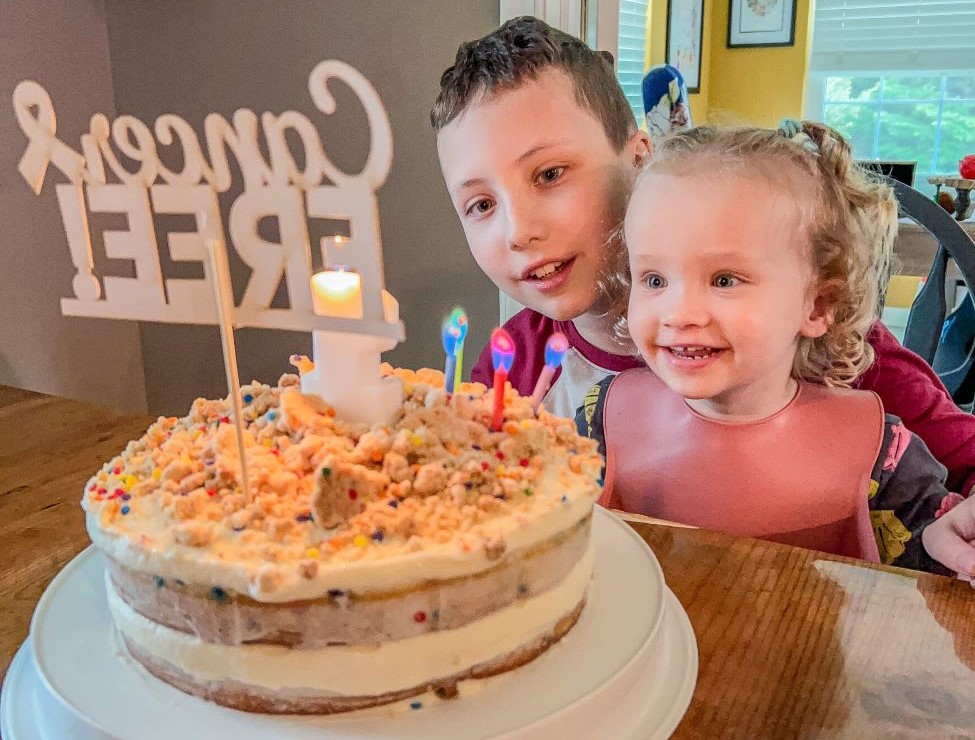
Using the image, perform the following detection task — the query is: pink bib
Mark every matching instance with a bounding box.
[602,368,883,562]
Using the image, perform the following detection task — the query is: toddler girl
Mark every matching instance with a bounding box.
[577,122,974,574]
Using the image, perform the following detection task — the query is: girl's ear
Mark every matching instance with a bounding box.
[800,287,832,339]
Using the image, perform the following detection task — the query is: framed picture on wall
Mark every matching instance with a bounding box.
[666,0,704,93]
[728,0,797,48]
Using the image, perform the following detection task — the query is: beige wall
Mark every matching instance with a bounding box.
[0,0,148,413]
[2,1,499,415]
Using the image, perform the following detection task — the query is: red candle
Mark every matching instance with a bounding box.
[490,328,515,431]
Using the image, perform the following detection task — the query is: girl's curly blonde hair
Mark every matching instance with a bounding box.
[607,122,898,388]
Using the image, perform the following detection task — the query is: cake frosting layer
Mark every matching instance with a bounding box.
[82,368,602,602]
[107,515,591,647]
[109,544,594,696]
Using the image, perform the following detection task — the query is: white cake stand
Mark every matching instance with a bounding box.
[1,509,697,740]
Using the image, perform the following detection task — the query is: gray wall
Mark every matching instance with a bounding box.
[0,0,148,412]
[2,1,499,415]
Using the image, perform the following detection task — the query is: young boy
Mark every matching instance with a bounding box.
[431,16,975,500]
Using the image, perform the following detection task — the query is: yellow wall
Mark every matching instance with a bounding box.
[645,0,710,124]
[646,0,665,68]
[645,0,813,128]
[708,0,813,127]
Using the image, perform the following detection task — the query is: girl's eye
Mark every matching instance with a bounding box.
[645,274,667,289]
[537,166,565,184]
[466,199,494,216]
[713,274,739,289]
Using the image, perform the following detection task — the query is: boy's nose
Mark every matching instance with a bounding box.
[502,199,544,251]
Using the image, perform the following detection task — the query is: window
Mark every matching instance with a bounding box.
[617,0,650,126]
[807,1,975,195]
[811,73,975,194]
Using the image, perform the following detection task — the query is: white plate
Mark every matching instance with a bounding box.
[7,508,697,739]
[1,638,106,740]
[1,592,696,740]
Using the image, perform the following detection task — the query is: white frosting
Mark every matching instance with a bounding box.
[87,461,595,601]
[108,544,594,696]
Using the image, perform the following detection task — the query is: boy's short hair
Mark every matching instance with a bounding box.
[431,16,636,151]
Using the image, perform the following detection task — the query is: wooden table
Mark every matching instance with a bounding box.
[3,386,975,738]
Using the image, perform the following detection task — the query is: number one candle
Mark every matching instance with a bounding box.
[303,266,403,425]
[490,328,515,432]
[529,332,569,411]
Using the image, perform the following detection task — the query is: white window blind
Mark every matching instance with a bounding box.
[617,0,649,125]
[810,1,975,72]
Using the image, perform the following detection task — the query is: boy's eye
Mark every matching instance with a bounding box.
[713,274,739,289]
[536,166,565,185]
[644,274,667,289]
[465,199,494,216]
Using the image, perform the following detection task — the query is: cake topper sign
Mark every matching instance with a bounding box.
[13,60,406,426]
[12,60,403,342]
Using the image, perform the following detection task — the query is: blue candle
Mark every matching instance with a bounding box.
[442,320,462,394]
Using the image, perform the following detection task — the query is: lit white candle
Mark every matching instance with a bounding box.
[311,267,361,319]
[309,267,399,322]
[301,266,402,425]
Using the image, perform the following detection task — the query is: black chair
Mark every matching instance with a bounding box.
[889,178,975,366]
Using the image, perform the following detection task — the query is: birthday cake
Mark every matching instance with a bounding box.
[81,366,602,714]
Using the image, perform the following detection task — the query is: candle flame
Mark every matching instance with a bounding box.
[491,328,515,372]
[311,267,359,295]
[442,321,462,356]
[544,332,569,368]
[449,306,469,342]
